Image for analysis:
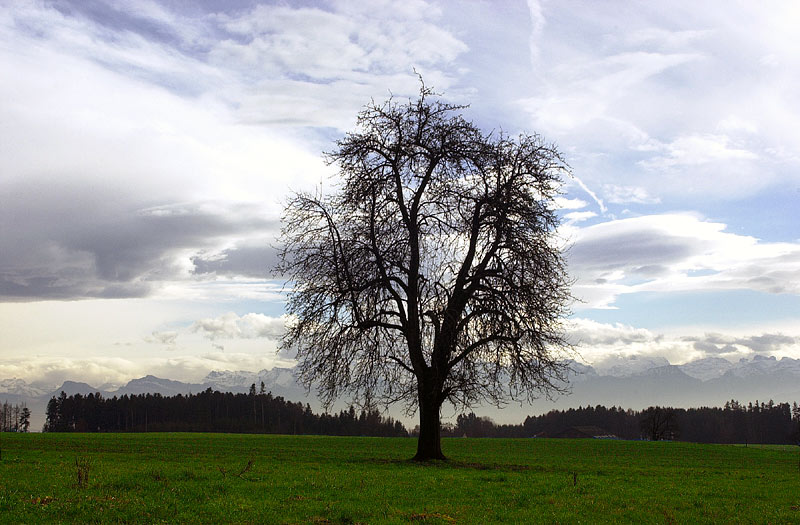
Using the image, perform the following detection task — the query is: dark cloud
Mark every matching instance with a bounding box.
[736,334,797,353]
[0,181,277,301]
[52,0,195,51]
[191,244,280,279]
[632,264,670,277]
[684,332,798,354]
[569,229,697,271]
[692,341,738,355]
[145,331,178,346]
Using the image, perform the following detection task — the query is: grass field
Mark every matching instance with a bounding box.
[1,433,799,523]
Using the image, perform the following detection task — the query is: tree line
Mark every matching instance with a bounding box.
[1,401,31,432]
[439,400,800,444]
[40,390,800,444]
[43,384,408,437]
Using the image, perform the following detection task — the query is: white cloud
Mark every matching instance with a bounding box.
[0,352,295,388]
[520,2,800,201]
[566,318,691,365]
[716,115,758,135]
[555,197,588,210]
[622,28,713,50]
[563,211,597,224]
[0,356,144,390]
[640,134,757,169]
[567,318,800,366]
[602,185,660,205]
[192,312,288,341]
[568,318,658,347]
[520,50,703,134]
[526,0,546,62]
[570,214,800,308]
[205,2,467,129]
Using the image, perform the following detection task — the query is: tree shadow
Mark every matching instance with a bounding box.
[348,456,533,472]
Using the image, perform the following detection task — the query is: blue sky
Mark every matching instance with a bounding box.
[1,0,798,388]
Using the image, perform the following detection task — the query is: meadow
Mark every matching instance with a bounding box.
[1,432,798,524]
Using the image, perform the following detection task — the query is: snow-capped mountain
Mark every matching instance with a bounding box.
[592,354,671,377]
[262,367,298,389]
[727,355,800,378]
[117,375,202,396]
[575,354,800,383]
[542,355,800,417]
[677,357,735,381]
[203,370,265,391]
[202,367,298,390]
[202,368,305,398]
[0,378,49,398]
[564,360,598,379]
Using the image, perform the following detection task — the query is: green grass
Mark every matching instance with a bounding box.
[1,433,799,523]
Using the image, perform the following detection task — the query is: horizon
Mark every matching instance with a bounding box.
[3,351,798,391]
[1,1,799,409]
[5,351,800,433]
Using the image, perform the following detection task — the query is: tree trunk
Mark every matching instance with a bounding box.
[414,388,445,461]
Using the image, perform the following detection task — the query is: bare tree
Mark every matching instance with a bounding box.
[278,82,572,460]
[640,406,679,441]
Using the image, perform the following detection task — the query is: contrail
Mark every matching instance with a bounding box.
[572,174,606,214]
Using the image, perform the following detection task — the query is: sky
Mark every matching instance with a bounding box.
[1,0,799,390]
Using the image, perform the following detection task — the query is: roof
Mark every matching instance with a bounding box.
[553,426,619,439]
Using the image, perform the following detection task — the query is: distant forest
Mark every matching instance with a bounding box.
[43,385,407,437]
[42,388,800,445]
[442,400,800,444]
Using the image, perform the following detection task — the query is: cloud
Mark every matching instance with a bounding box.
[570,176,606,214]
[0,181,280,300]
[520,1,800,202]
[602,185,660,205]
[214,3,465,78]
[205,2,468,128]
[567,319,800,366]
[569,214,800,308]
[567,318,658,347]
[15,0,466,132]
[0,351,296,388]
[145,331,178,346]
[555,197,588,210]
[0,0,471,304]
[691,340,739,355]
[683,332,799,355]
[191,244,280,279]
[520,49,703,134]
[191,312,288,341]
[563,211,597,225]
[1,0,798,387]
[0,356,146,390]
[565,318,686,365]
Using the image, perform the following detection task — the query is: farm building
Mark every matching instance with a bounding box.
[552,426,619,439]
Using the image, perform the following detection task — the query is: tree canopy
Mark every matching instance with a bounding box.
[278,82,572,459]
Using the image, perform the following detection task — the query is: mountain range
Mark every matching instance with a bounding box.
[3,355,800,431]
